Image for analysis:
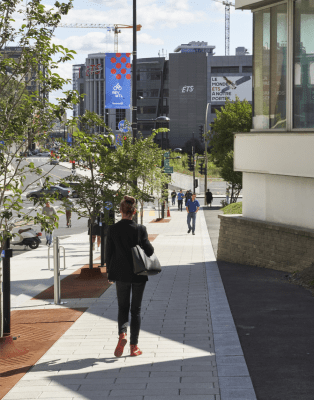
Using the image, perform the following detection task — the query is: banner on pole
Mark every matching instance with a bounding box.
[105,53,131,109]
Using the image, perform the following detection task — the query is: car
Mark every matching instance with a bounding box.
[26,185,71,200]
[58,181,80,198]
[50,157,59,165]
[38,152,51,157]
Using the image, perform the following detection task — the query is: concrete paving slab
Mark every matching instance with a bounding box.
[3,207,258,400]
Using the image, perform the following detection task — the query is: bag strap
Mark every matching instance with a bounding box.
[137,223,142,247]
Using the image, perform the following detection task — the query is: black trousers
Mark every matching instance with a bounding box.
[178,199,183,211]
[116,281,146,345]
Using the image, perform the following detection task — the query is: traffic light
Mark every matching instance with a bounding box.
[187,154,194,171]
[198,161,204,175]
[199,125,204,142]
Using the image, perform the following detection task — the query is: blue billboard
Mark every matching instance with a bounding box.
[105,53,131,109]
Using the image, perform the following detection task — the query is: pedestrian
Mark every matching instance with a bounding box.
[205,189,213,207]
[171,190,176,206]
[186,193,200,235]
[87,215,101,251]
[42,201,57,246]
[106,195,154,357]
[185,190,192,206]
[177,189,184,211]
[63,198,73,227]
[226,187,230,205]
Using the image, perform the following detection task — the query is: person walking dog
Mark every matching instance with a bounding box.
[106,195,154,357]
[177,189,184,211]
[186,193,200,235]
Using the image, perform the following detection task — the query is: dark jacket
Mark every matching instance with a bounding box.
[106,219,154,283]
[206,191,213,203]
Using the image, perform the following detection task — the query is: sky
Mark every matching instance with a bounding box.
[25,0,253,112]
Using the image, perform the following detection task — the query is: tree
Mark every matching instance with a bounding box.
[0,0,80,251]
[120,131,171,224]
[182,138,203,155]
[210,97,252,203]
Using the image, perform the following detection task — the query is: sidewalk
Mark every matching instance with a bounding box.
[3,206,257,400]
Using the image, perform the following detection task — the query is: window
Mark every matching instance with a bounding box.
[253,4,287,129]
[137,89,159,98]
[139,123,154,131]
[294,0,314,128]
[242,66,252,73]
[211,66,239,73]
[211,105,224,114]
[138,106,157,114]
[116,109,126,130]
[137,72,161,81]
[163,89,169,97]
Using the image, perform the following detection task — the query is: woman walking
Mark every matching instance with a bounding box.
[106,195,154,357]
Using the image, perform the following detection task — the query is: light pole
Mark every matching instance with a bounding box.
[204,103,210,203]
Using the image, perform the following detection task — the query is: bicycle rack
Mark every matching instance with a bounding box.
[47,236,70,305]
[48,245,66,271]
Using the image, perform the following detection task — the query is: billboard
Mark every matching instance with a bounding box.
[105,53,131,109]
[211,76,252,102]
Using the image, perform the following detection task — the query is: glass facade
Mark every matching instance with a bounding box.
[252,0,314,130]
[253,4,287,129]
[294,0,314,128]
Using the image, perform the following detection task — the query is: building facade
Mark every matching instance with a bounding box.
[74,45,252,149]
[216,0,314,272]
[136,57,169,147]
[167,41,252,149]
[72,53,131,135]
[2,46,48,100]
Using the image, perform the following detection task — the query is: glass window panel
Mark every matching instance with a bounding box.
[270,4,287,129]
[294,0,314,128]
[253,4,287,129]
[253,9,270,129]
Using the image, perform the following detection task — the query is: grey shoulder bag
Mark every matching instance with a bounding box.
[132,224,161,276]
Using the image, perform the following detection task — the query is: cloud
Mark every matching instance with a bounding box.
[58,0,207,30]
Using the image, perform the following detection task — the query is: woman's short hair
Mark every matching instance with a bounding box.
[120,195,136,216]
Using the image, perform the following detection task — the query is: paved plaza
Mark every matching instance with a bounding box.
[4,205,256,400]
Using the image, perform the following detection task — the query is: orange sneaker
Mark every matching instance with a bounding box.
[130,344,142,356]
[114,333,127,357]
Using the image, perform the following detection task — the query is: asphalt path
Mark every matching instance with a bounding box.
[203,206,314,400]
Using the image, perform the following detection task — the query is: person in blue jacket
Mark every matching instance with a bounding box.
[186,193,200,235]
[177,189,185,211]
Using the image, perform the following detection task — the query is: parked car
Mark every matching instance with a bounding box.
[50,155,60,165]
[26,185,70,200]
[38,152,51,157]
[19,150,33,157]
[58,181,80,198]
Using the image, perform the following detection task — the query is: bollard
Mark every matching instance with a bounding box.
[53,237,61,305]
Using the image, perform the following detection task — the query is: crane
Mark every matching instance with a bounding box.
[58,24,142,53]
[211,0,235,56]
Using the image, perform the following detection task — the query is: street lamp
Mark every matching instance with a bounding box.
[155,116,170,149]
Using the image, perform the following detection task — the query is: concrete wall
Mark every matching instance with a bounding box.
[234,133,314,178]
[242,172,314,229]
[217,214,314,273]
[234,133,314,230]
